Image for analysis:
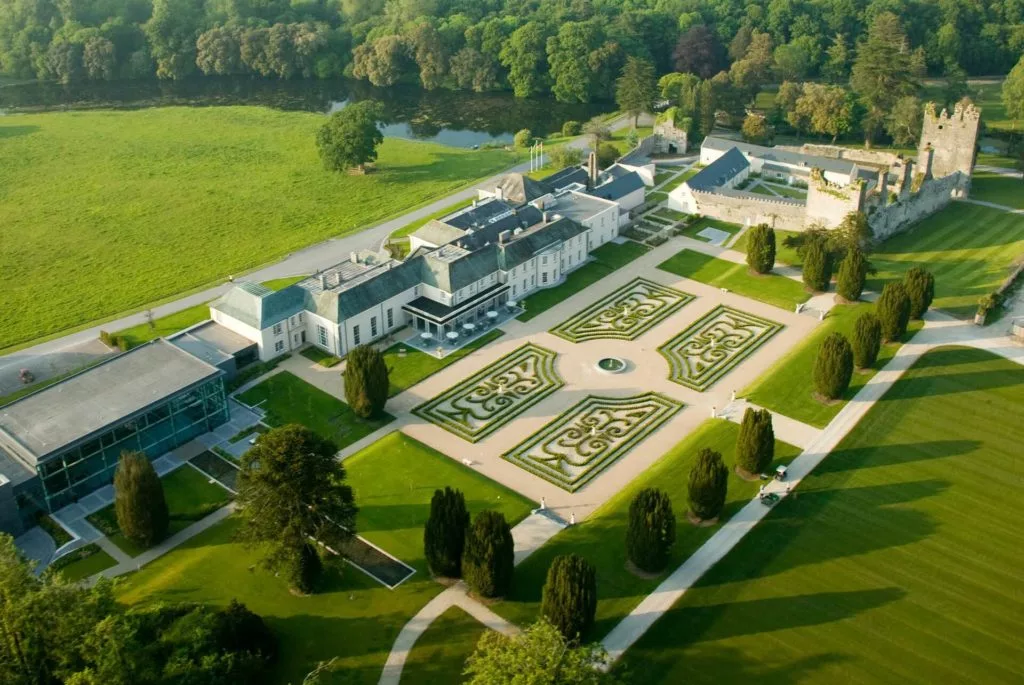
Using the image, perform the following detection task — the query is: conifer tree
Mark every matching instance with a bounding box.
[813,332,854,400]
[877,281,911,342]
[688,449,729,522]
[852,312,882,369]
[802,239,833,292]
[745,224,776,274]
[904,267,935,319]
[540,554,597,641]
[463,511,514,598]
[423,487,469,578]
[344,345,389,418]
[291,542,323,594]
[836,246,868,302]
[735,408,774,476]
[114,450,169,548]
[625,488,676,573]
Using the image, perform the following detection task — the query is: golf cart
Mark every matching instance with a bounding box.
[774,464,788,481]
[759,491,780,507]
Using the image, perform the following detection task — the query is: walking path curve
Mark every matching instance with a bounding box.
[599,310,1024,663]
[960,198,1024,214]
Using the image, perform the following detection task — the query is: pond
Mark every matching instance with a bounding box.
[0,76,614,147]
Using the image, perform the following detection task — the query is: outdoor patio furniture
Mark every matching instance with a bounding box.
[463,323,475,332]
[446,331,459,341]
[420,332,432,341]
[486,310,498,319]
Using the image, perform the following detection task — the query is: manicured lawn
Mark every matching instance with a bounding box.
[0,108,519,351]
[662,168,699,192]
[116,432,532,685]
[654,170,677,186]
[732,227,803,267]
[50,543,118,581]
[87,464,232,557]
[619,347,1024,684]
[970,172,1024,209]
[658,249,810,310]
[647,191,668,205]
[866,203,1024,319]
[384,329,503,397]
[678,217,744,243]
[758,181,807,199]
[401,606,486,684]
[517,241,650,321]
[744,302,923,428]
[492,420,800,638]
[607,126,653,155]
[654,207,688,221]
[749,184,775,196]
[237,371,394,447]
[300,346,342,367]
[976,151,1019,169]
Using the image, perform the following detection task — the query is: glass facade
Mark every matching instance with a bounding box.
[35,376,229,512]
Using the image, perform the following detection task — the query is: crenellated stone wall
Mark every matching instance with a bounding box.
[691,189,807,230]
[918,101,980,192]
[805,168,866,228]
[868,172,966,239]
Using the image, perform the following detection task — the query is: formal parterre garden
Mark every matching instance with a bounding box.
[0,108,519,351]
[502,392,683,492]
[412,343,563,442]
[549,277,694,343]
[619,347,1024,683]
[660,305,784,392]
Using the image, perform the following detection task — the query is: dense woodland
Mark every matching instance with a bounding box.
[1,0,1022,97]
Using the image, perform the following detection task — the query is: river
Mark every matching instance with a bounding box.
[0,76,613,147]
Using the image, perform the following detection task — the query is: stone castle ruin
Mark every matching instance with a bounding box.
[665,101,981,240]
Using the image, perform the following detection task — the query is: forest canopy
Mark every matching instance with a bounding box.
[1,0,1022,98]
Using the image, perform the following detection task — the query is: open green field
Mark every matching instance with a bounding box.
[115,432,532,684]
[237,371,393,448]
[0,108,520,352]
[492,420,800,639]
[744,302,923,428]
[658,249,810,310]
[87,464,231,557]
[384,329,503,397]
[866,203,1024,319]
[402,606,486,684]
[970,172,1024,209]
[517,241,650,321]
[620,346,1024,683]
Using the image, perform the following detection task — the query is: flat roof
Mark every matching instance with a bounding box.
[0,339,222,464]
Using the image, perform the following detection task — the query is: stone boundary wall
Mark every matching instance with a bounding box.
[868,173,962,239]
[776,143,903,168]
[805,174,865,229]
[692,189,806,231]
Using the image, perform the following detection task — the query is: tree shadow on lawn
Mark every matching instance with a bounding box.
[381,151,517,185]
[354,500,517,534]
[810,440,980,474]
[873,354,1024,400]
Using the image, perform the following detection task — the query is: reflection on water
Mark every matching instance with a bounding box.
[0,77,613,147]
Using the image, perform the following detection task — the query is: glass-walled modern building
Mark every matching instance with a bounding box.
[0,340,230,531]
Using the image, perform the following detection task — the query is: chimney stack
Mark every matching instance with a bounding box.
[319,273,327,289]
[587,152,599,188]
[543,210,549,223]
[496,186,504,201]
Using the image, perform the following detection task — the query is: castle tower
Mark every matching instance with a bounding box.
[917,101,980,193]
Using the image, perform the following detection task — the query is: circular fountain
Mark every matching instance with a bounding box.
[596,357,628,374]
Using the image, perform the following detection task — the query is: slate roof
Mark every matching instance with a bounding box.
[421,244,500,293]
[210,282,306,330]
[332,258,424,320]
[499,217,588,270]
[702,136,857,177]
[478,173,553,205]
[410,219,465,247]
[459,205,544,251]
[442,198,515,229]
[543,165,589,190]
[583,170,645,202]
[687,147,750,191]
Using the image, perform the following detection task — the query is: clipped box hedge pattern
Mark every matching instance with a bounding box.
[503,392,683,492]
[550,277,695,343]
[412,343,563,443]
[660,305,783,392]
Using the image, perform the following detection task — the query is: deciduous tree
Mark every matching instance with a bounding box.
[540,554,597,640]
[423,486,469,578]
[741,113,770,144]
[463,510,514,598]
[316,100,384,173]
[672,24,723,79]
[813,332,854,400]
[626,488,675,572]
[885,95,923,147]
[688,448,728,522]
[513,128,532,148]
[351,34,411,87]
[736,408,774,476]
[1003,55,1024,130]
[343,344,389,418]
[877,281,912,341]
[237,424,358,594]
[114,450,169,548]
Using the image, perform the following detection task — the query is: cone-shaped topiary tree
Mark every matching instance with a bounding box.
[735,408,774,477]
[424,487,470,578]
[904,267,935,319]
[688,448,729,522]
[836,246,868,302]
[745,224,776,274]
[625,488,676,573]
[802,239,833,292]
[463,510,514,598]
[540,554,597,641]
[876,282,911,342]
[114,450,169,548]
[813,332,854,400]
[852,312,882,369]
[344,345,389,418]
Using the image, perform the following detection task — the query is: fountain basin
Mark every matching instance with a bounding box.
[596,357,628,374]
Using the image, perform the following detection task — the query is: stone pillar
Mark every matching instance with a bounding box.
[899,159,915,198]
[877,168,888,206]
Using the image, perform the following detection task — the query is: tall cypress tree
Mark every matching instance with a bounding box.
[625,488,676,573]
[344,345,389,418]
[424,487,469,578]
[852,312,882,369]
[688,448,729,522]
[836,246,868,302]
[540,554,597,641]
[463,511,514,598]
[114,450,169,548]
[735,408,775,476]
[745,224,776,274]
[813,332,854,400]
[802,239,833,292]
[876,281,911,342]
[904,267,935,319]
